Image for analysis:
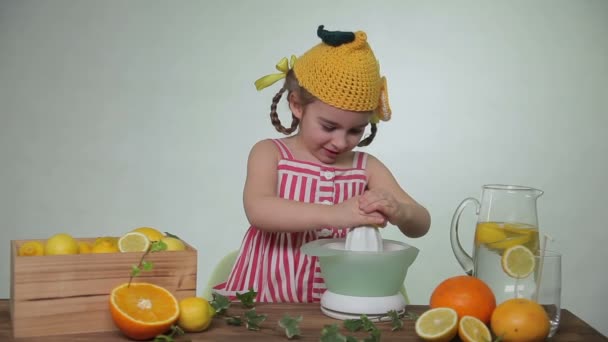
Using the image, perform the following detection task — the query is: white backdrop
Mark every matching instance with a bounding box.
[1,0,607,335]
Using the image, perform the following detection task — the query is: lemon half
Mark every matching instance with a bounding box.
[458,315,492,342]
[415,307,458,342]
[118,232,150,253]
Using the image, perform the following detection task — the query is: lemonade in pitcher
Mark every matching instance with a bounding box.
[473,222,540,303]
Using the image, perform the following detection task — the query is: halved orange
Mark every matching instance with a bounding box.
[109,282,180,340]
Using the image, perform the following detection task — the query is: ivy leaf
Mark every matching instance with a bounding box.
[320,324,349,342]
[403,311,419,320]
[236,289,257,308]
[153,325,184,342]
[362,328,381,342]
[360,315,376,332]
[165,232,181,240]
[150,240,167,252]
[226,316,242,326]
[244,309,267,331]
[387,310,403,331]
[142,260,154,271]
[131,265,141,277]
[278,314,302,339]
[343,318,363,332]
[211,292,231,315]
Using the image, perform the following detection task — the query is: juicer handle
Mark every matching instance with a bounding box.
[449,197,480,275]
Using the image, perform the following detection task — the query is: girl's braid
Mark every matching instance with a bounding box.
[358,123,377,147]
[269,87,300,135]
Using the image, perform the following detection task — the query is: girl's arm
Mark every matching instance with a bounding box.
[361,154,431,238]
[242,139,385,232]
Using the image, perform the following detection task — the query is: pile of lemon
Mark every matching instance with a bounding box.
[17,227,186,256]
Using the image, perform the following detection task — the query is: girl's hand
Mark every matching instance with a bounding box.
[332,196,387,229]
[358,189,404,225]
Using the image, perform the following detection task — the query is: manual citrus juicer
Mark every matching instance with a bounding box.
[301,226,419,320]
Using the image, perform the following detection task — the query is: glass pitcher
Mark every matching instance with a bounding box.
[450,184,543,303]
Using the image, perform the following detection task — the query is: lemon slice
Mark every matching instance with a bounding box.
[487,234,531,250]
[501,245,535,278]
[118,232,150,253]
[475,222,508,245]
[415,307,458,342]
[458,315,492,342]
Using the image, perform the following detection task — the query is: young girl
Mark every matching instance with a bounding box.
[214,26,430,303]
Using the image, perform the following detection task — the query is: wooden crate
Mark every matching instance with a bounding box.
[9,238,197,338]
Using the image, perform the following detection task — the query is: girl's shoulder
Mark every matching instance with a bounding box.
[247,139,283,165]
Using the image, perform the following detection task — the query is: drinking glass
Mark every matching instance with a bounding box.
[508,250,562,338]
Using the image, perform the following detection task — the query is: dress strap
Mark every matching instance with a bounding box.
[352,151,368,169]
[272,139,294,160]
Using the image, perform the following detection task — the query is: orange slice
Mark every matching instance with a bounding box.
[109,282,180,340]
[458,315,492,342]
[501,245,535,278]
[415,307,458,342]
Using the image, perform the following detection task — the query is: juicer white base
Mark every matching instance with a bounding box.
[320,291,406,321]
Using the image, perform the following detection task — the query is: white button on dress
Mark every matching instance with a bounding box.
[323,171,335,180]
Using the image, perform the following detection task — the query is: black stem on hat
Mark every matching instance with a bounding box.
[317,25,355,47]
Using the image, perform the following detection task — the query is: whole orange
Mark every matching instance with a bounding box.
[429,275,496,324]
[491,298,550,342]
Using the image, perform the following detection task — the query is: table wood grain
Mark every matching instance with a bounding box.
[1,300,605,341]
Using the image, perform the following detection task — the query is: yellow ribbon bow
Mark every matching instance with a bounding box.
[254,55,297,91]
[371,76,392,124]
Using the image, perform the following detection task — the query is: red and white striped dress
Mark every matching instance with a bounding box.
[213,139,369,303]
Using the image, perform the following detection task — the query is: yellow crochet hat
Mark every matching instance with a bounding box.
[294,26,391,121]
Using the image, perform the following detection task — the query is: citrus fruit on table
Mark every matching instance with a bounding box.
[491,298,550,342]
[415,307,458,342]
[92,239,119,253]
[430,275,496,324]
[132,227,164,242]
[44,233,79,255]
[18,241,45,256]
[109,282,180,340]
[78,241,93,254]
[458,315,492,342]
[118,232,150,252]
[501,245,535,278]
[177,297,214,332]
[161,236,186,251]
[95,236,118,246]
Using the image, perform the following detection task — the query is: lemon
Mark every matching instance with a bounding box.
[78,241,93,254]
[94,236,119,246]
[92,239,119,253]
[132,227,164,242]
[501,245,536,278]
[415,307,458,342]
[161,236,186,251]
[44,233,79,255]
[118,232,150,252]
[18,241,45,256]
[177,297,214,332]
[458,315,492,342]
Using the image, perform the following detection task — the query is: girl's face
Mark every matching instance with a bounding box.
[294,99,371,164]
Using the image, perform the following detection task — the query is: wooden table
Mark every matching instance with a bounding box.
[1,300,605,341]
